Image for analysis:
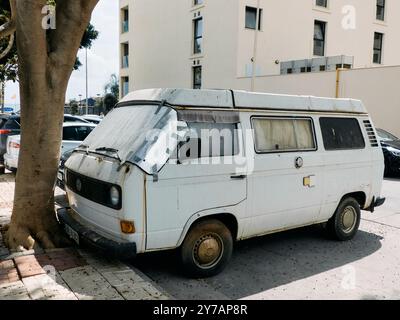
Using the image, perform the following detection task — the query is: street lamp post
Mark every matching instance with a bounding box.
[78,94,82,115]
[85,47,89,115]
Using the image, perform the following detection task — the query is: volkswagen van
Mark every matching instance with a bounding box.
[58,88,385,277]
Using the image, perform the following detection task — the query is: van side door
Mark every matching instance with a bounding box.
[244,115,324,238]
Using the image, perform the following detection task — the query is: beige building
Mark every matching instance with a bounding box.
[119,0,400,135]
[119,0,400,92]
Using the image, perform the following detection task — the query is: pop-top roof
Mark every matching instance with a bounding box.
[119,88,368,114]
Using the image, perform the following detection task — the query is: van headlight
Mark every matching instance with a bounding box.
[110,186,120,206]
[387,147,400,157]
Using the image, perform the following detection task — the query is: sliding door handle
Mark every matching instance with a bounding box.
[231,174,247,180]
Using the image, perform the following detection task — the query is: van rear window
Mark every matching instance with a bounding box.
[319,118,365,150]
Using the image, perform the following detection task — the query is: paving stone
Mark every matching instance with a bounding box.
[14,255,46,278]
[102,269,145,286]
[114,281,170,300]
[0,281,30,300]
[77,250,130,273]
[0,248,10,259]
[0,259,20,286]
[36,248,88,271]
[59,266,123,300]
[22,273,77,300]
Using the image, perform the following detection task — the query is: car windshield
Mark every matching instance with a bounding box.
[81,105,181,174]
[377,129,399,141]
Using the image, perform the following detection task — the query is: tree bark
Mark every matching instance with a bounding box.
[5,0,98,250]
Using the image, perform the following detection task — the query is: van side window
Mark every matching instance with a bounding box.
[319,117,365,150]
[177,123,239,160]
[252,118,316,153]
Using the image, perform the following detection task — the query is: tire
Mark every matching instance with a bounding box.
[0,166,4,175]
[180,219,233,278]
[327,197,361,241]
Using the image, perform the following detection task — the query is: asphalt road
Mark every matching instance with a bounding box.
[131,178,400,300]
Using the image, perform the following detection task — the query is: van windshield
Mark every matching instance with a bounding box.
[81,105,180,174]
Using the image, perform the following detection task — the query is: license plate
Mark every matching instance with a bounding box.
[64,224,79,245]
[57,172,64,181]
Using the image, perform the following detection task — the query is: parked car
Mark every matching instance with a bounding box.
[4,122,96,174]
[81,115,103,125]
[377,128,400,176]
[0,115,90,174]
[58,88,385,278]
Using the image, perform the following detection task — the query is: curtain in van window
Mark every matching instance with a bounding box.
[254,119,297,152]
[253,118,315,152]
[295,119,315,149]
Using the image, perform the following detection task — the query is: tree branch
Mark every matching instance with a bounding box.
[0,33,14,60]
[0,0,16,39]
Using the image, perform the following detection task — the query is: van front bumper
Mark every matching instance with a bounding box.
[57,207,137,260]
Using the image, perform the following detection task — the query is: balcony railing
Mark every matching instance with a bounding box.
[122,55,129,68]
[122,20,129,33]
[122,82,129,97]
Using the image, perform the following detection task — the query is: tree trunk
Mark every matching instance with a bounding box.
[5,0,99,250]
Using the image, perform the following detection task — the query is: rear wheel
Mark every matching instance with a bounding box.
[327,197,361,241]
[180,219,233,278]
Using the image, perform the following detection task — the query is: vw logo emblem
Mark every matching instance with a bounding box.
[76,178,82,192]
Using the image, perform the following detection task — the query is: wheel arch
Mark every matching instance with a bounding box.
[177,212,239,247]
[340,191,367,209]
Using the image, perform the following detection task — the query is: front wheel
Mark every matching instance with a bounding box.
[327,197,361,241]
[180,219,233,278]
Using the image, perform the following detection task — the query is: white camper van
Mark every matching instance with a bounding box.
[58,89,385,277]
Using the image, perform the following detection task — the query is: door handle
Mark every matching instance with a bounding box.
[231,174,247,180]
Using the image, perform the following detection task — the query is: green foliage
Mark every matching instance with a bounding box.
[74,23,99,70]
[69,99,79,115]
[103,93,118,114]
[0,1,17,82]
[104,74,119,99]
[0,0,99,76]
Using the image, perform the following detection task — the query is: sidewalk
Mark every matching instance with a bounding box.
[0,173,169,300]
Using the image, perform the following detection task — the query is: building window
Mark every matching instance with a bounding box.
[373,32,383,64]
[316,0,328,8]
[314,20,326,56]
[376,0,385,21]
[122,43,129,68]
[245,6,262,30]
[320,118,365,150]
[252,118,316,153]
[193,66,202,89]
[194,0,203,6]
[122,8,129,33]
[121,77,129,97]
[193,18,203,54]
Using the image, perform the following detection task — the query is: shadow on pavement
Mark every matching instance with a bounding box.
[132,226,383,299]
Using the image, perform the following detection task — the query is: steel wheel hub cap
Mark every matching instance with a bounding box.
[193,234,223,269]
[342,206,357,233]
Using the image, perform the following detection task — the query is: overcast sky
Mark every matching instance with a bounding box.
[4,0,119,107]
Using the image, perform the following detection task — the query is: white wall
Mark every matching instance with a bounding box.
[235,66,400,137]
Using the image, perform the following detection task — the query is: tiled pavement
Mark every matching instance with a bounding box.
[0,173,169,300]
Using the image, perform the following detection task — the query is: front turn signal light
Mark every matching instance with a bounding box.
[120,220,136,234]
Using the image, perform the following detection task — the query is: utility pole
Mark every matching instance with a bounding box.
[85,47,89,115]
[250,0,261,92]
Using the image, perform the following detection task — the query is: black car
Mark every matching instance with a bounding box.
[0,114,89,174]
[377,128,400,177]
